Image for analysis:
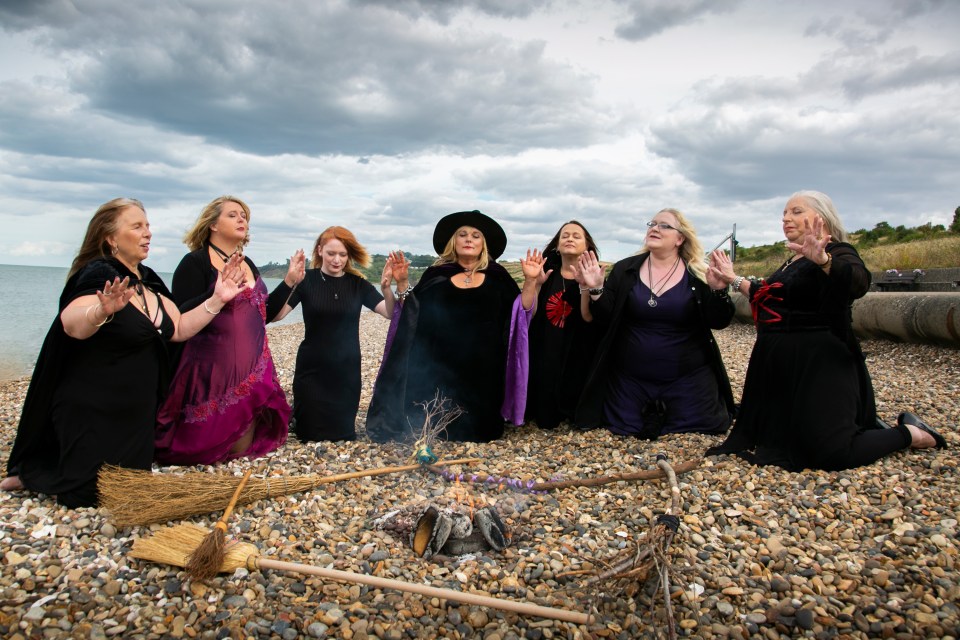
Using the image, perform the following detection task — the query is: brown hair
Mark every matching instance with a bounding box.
[311,226,370,278]
[183,195,252,252]
[69,198,145,278]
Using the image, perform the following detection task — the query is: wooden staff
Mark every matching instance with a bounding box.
[131,524,592,625]
[100,458,480,526]
[425,458,701,492]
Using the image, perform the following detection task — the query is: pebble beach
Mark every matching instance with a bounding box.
[1,315,958,639]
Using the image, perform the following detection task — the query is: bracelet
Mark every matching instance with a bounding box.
[819,253,833,270]
[203,299,222,315]
[85,304,113,327]
[731,275,745,291]
[588,287,604,296]
[396,287,411,302]
[711,287,729,297]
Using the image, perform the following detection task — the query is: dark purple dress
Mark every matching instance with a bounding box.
[603,270,729,437]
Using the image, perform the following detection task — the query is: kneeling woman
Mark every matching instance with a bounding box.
[366,210,544,443]
[270,226,406,441]
[154,196,301,465]
[1,198,244,506]
[576,208,735,438]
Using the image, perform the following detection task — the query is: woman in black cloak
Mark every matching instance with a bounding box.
[366,210,544,443]
[706,190,946,470]
[0,198,244,507]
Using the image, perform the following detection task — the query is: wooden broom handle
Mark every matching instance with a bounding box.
[216,469,253,532]
[312,457,479,485]
[250,556,592,625]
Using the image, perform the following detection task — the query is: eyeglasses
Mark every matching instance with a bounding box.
[646,221,680,232]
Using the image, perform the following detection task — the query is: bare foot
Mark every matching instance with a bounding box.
[907,424,937,449]
[229,424,256,455]
[0,475,24,491]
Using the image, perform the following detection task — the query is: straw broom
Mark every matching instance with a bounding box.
[131,523,593,625]
[185,468,252,581]
[100,457,479,526]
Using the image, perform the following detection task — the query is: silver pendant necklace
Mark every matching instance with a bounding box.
[319,270,342,300]
[463,268,474,285]
[646,255,682,308]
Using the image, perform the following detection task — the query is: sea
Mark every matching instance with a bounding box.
[0,264,303,381]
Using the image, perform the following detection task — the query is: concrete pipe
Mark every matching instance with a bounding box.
[731,292,960,349]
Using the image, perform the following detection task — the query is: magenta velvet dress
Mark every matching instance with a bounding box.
[155,277,290,464]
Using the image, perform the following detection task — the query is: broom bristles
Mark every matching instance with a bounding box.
[185,528,226,580]
[99,458,479,526]
[99,467,325,525]
[130,524,257,573]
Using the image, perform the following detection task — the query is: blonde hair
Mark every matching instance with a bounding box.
[311,226,370,278]
[183,196,252,252]
[70,198,145,278]
[639,208,707,282]
[433,226,490,271]
[789,190,849,243]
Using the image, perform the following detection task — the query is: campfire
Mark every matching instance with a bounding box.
[377,502,510,558]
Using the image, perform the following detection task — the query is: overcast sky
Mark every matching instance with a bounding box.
[1,0,958,271]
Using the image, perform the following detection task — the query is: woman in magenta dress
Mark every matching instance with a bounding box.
[155,195,305,465]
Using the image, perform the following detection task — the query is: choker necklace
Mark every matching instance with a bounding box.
[646,255,682,308]
[319,269,343,300]
[209,241,238,263]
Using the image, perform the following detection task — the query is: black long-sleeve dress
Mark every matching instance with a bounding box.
[706,242,911,470]
[576,254,736,438]
[525,268,597,429]
[6,258,173,507]
[285,270,383,441]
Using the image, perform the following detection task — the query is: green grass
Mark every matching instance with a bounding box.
[732,236,960,278]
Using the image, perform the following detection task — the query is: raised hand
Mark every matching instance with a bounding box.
[390,250,410,287]
[708,249,735,285]
[520,248,546,281]
[96,276,135,315]
[787,216,830,265]
[286,249,306,286]
[576,251,604,288]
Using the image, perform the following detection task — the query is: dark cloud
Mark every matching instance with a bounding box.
[352,0,552,24]
[0,2,617,157]
[613,0,741,42]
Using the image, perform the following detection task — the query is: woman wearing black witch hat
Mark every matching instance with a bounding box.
[366,210,545,443]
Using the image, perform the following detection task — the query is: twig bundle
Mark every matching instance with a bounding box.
[131,524,592,625]
[100,457,479,526]
[185,468,252,581]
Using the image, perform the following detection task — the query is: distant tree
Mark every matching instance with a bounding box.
[952,206,960,233]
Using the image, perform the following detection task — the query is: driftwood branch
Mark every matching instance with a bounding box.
[425,458,700,493]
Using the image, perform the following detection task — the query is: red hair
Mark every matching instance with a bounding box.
[311,226,370,277]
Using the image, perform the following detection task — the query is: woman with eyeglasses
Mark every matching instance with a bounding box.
[705,191,946,470]
[574,208,735,438]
